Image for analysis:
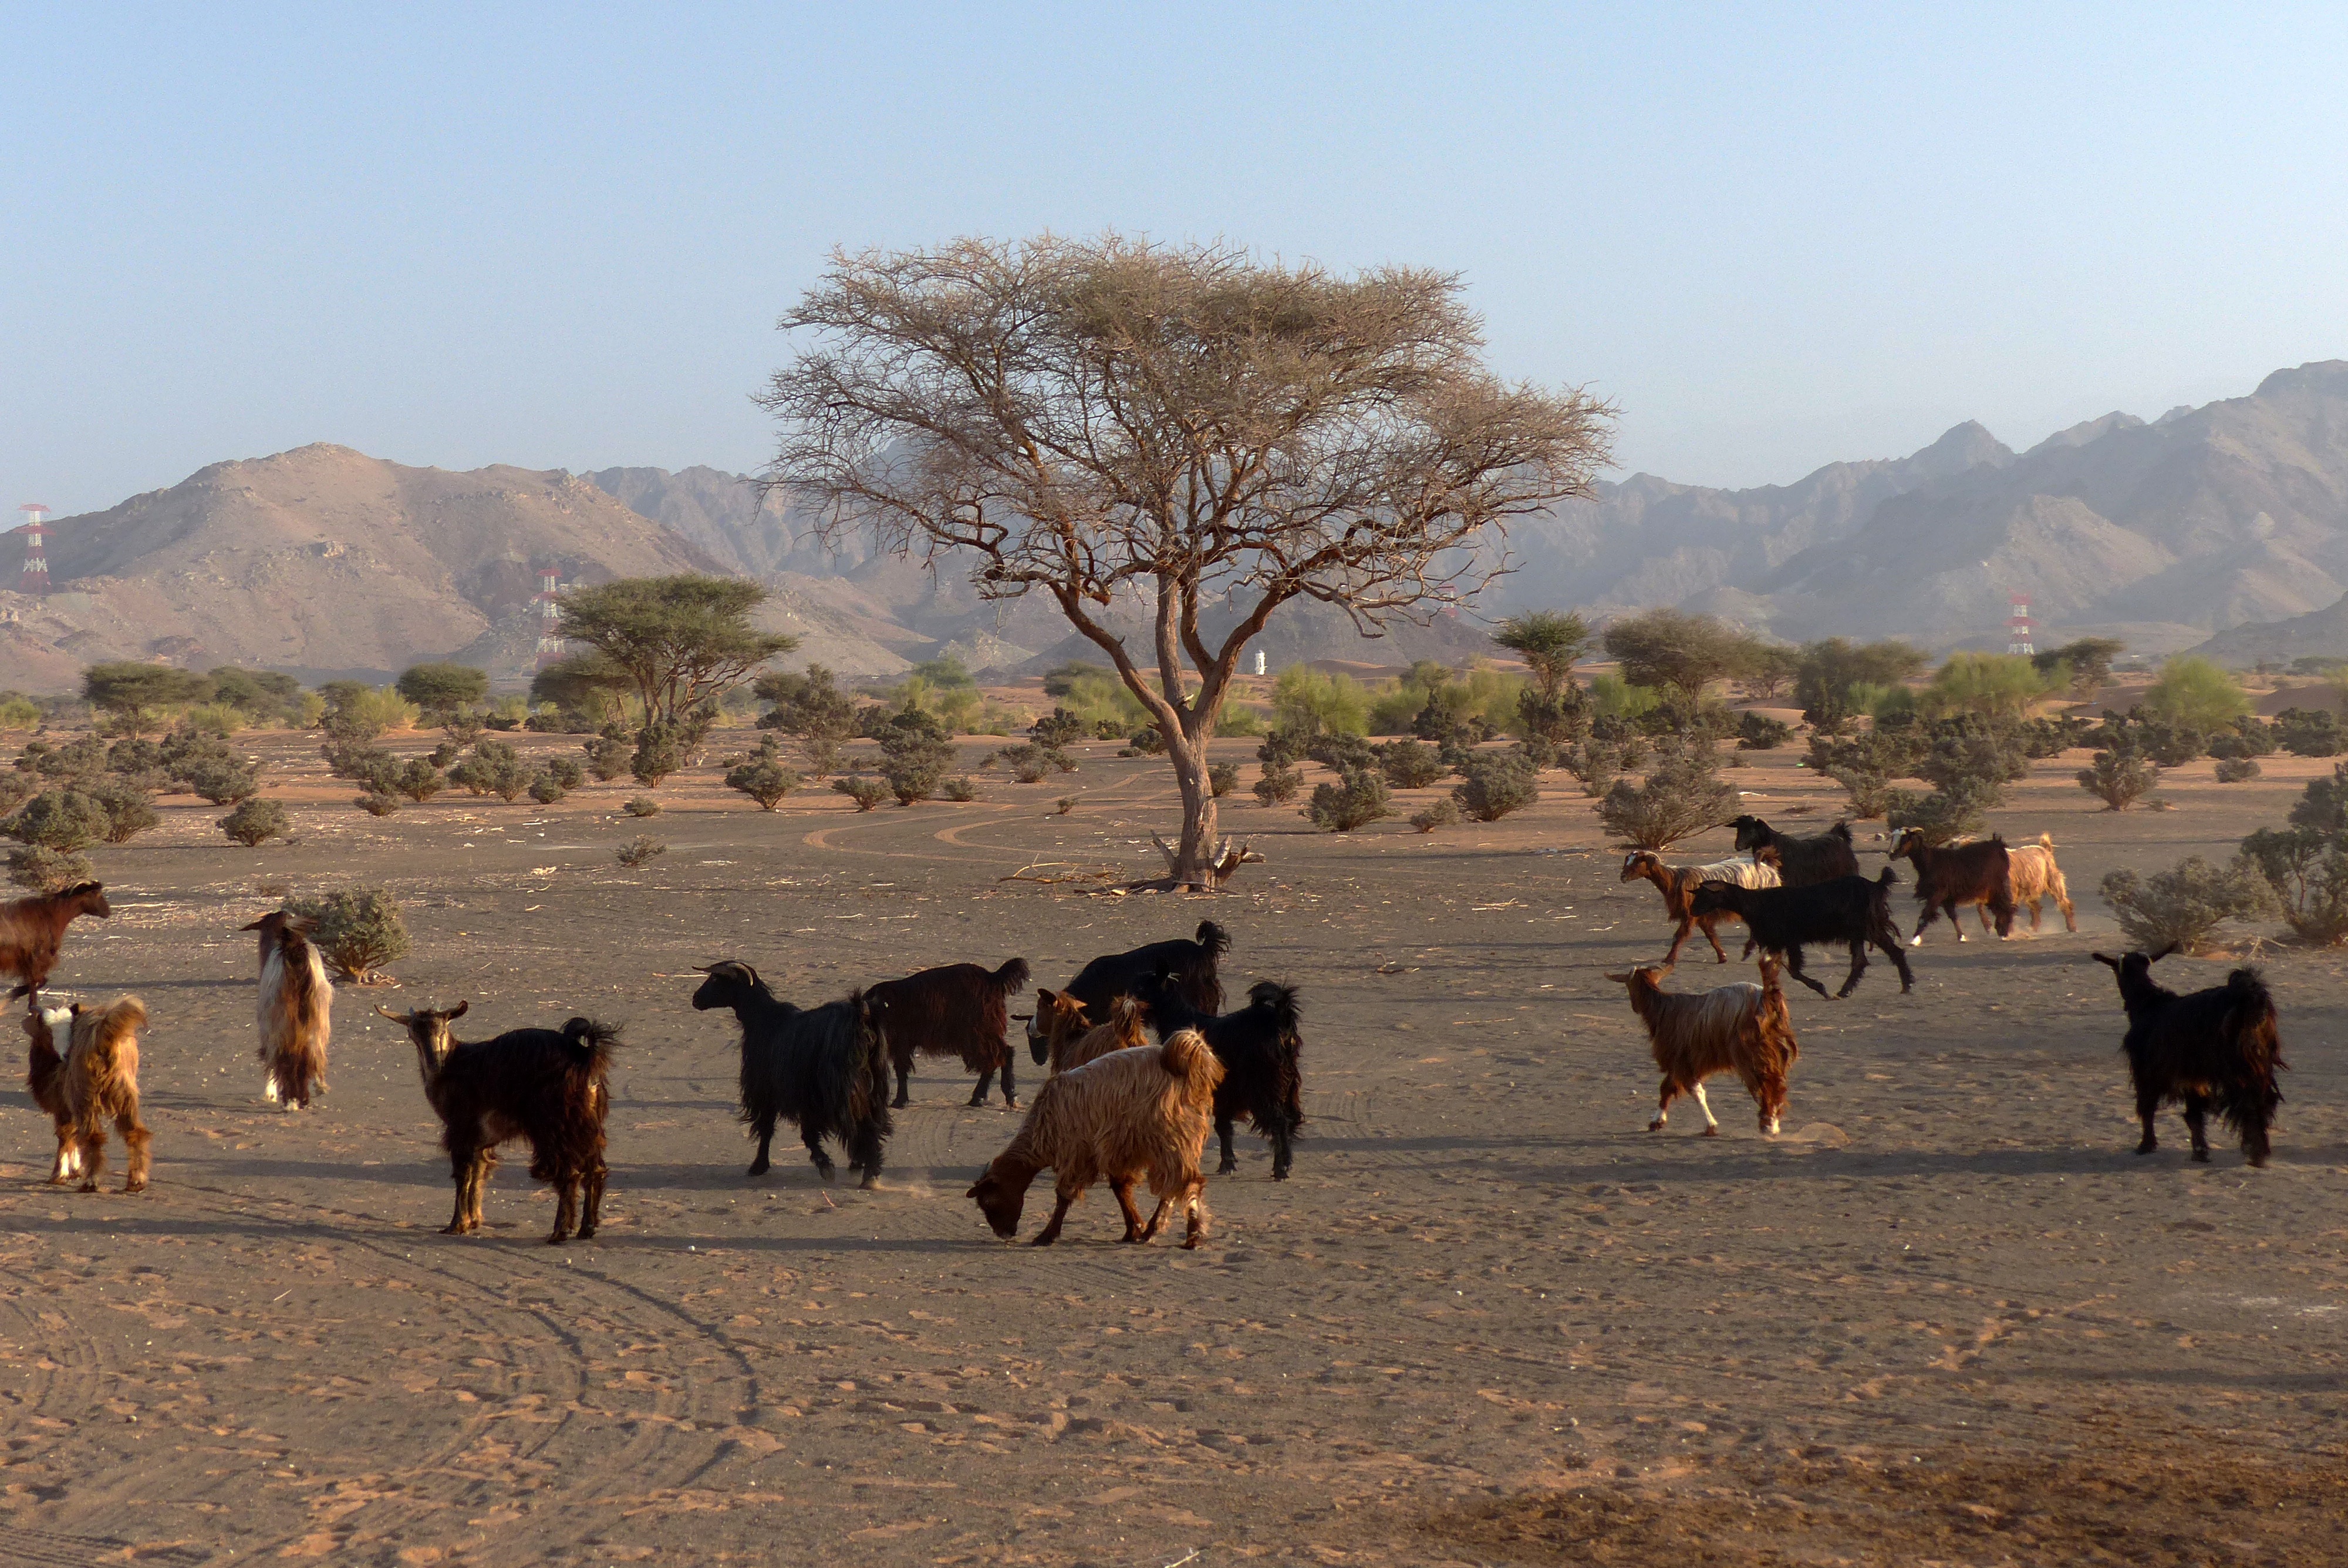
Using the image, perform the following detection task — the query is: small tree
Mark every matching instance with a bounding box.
[2141,655,2251,732]
[450,739,531,800]
[2033,636,2126,696]
[833,776,889,812]
[1410,799,1461,833]
[1253,761,1302,805]
[875,710,955,805]
[1305,768,1390,832]
[1736,712,1792,751]
[86,778,160,844]
[726,755,801,810]
[220,798,293,847]
[1379,739,1449,789]
[8,847,94,891]
[1495,610,1591,746]
[558,575,796,730]
[394,662,490,723]
[8,789,112,853]
[582,724,633,782]
[82,662,211,736]
[2100,858,2275,955]
[527,773,568,805]
[1598,753,1735,849]
[1603,610,1756,699]
[2240,826,2348,944]
[1452,753,1540,822]
[2078,749,2161,811]
[754,664,860,775]
[1795,637,1928,729]
[389,758,447,803]
[288,887,411,981]
[1922,653,2050,721]
[357,792,401,817]
[2273,708,2343,758]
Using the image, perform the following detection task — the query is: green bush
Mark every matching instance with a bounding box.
[1253,761,1302,806]
[2240,826,2348,944]
[389,758,447,803]
[185,758,262,806]
[1305,768,1391,832]
[2273,708,2342,758]
[0,697,42,731]
[1127,725,1166,757]
[997,742,1052,784]
[450,739,531,801]
[542,755,586,790]
[1378,739,1449,789]
[220,798,293,847]
[1735,712,1792,750]
[1208,762,1240,798]
[629,719,692,786]
[1559,740,1618,797]
[528,773,568,805]
[1217,704,1266,736]
[1597,755,1735,849]
[1452,753,1540,822]
[356,792,401,817]
[2141,654,2251,732]
[2100,857,2275,955]
[288,887,410,981]
[2077,749,2161,811]
[7,789,112,852]
[1883,779,1996,846]
[583,726,633,782]
[942,775,979,802]
[622,795,662,817]
[834,776,889,812]
[1030,709,1087,748]
[616,835,667,869]
[394,661,490,722]
[86,778,160,844]
[180,702,245,737]
[725,756,799,810]
[1273,667,1371,736]
[2215,756,2262,783]
[1410,798,1462,833]
[8,846,93,892]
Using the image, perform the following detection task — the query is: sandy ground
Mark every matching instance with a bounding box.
[1,730,2343,1566]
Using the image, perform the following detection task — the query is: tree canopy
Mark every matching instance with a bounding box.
[759,233,1613,886]
[1601,609,1752,697]
[2033,636,2126,695]
[554,575,797,728]
[81,662,211,735]
[1494,611,1591,696]
[2142,654,2251,732]
[395,661,490,719]
[1794,637,1928,727]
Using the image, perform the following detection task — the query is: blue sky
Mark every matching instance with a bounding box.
[4,3,2344,517]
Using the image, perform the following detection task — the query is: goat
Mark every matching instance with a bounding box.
[1027,988,1093,1069]
[691,960,892,1187]
[1689,869,1914,999]
[1619,850,1781,965]
[244,911,332,1108]
[1603,959,1797,1136]
[966,1030,1224,1248]
[23,996,150,1193]
[375,1002,618,1242]
[1133,973,1305,1181]
[1888,829,2015,945]
[1030,991,1152,1077]
[2006,832,2077,932]
[0,882,112,1001]
[865,957,1031,1109]
[1728,817,1860,887]
[1029,919,1231,1060]
[2090,948,2285,1167]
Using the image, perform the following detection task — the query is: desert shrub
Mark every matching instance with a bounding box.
[542,755,586,790]
[1273,666,1370,736]
[1807,726,1922,819]
[2240,826,2348,945]
[321,739,394,786]
[834,776,889,812]
[1256,719,1316,768]
[1410,798,1462,833]
[1091,718,1124,739]
[1735,712,1792,751]
[1304,732,1375,777]
[442,711,487,746]
[189,757,263,805]
[1030,709,1087,748]
[2077,749,2161,811]
[1587,673,1662,725]
[1558,740,1618,797]
[1053,795,1078,815]
[385,758,446,803]
[0,697,42,731]
[0,772,34,817]
[325,686,417,741]
[2273,708,2342,758]
[1921,651,2052,721]
[1452,753,1540,822]
[583,726,632,782]
[629,719,691,786]
[622,795,661,817]
[1917,716,2029,799]
[1378,739,1449,789]
[2206,719,2276,761]
[31,735,108,783]
[2141,654,2251,732]
[1883,779,1996,846]
[86,778,160,844]
[941,775,979,802]
[8,847,94,892]
[2100,857,2275,955]
[725,756,799,810]
[2215,756,2262,783]
[1597,754,1735,849]
[1253,761,1303,806]
[1208,762,1240,798]
[220,797,294,847]
[1305,768,1390,832]
[2019,715,2093,758]
[872,710,955,803]
[105,738,163,775]
[527,773,568,805]
[1127,724,1166,757]
[288,887,408,981]
[1219,704,1266,736]
[481,697,530,731]
[357,792,401,817]
[615,835,667,869]
[755,664,861,774]
[7,789,112,853]
[448,739,529,801]
[180,702,244,737]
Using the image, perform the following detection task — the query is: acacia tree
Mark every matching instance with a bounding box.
[1495,610,1591,746]
[82,662,211,736]
[759,235,1613,887]
[554,576,797,728]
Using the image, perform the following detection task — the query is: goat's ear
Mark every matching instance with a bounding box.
[1600,971,1633,986]
[448,1000,469,1019]
[373,1005,413,1024]
[2147,944,2180,964]
[2089,952,2120,971]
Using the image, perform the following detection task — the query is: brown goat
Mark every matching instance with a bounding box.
[1620,850,1782,964]
[245,910,332,1109]
[0,882,112,1000]
[1047,994,1152,1077]
[24,996,150,1192]
[1603,958,1799,1136]
[968,1029,1224,1248]
[2006,832,2077,932]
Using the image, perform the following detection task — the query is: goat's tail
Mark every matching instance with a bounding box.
[1194,920,1232,957]
[1247,980,1301,1040]
[990,957,1032,993]
[2218,968,2285,1162]
[1874,867,1900,890]
[1827,820,1854,844]
[1159,1027,1226,1104]
[85,995,147,1067]
[560,1017,622,1076]
[2036,832,2056,849]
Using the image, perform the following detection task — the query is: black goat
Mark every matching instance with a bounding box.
[1133,972,1303,1180]
[1728,816,1860,887]
[1689,869,1914,999]
[691,961,892,1187]
[865,957,1031,1109]
[1888,829,2015,945]
[2091,948,2285,1167]
[1031,920,1230,1060]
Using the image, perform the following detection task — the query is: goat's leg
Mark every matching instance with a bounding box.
[747,1114,775,1177]
[1215,1113,1238,1175]
[577,1163,606,1240]
[1875,925,1916,993]
[72,1127,104,1194]
[1908,903,1942,947]
[1649,1077,1682,1131]
[1031,1188,1077,1246]
[1661,917,1694,967]
[2134,1084,2161,1155]
[48,1124,76,1184]
[1757,1075,1785,1137]
[1781,946,1831,999]
[1110,1178,1145,1242]
[444,1148,474,1234]
[120,1113,151,1194]
[1834,940,1868,1000]
[2057,884,2077,932]
[996,1053,1018,1110]
[1138,1195,1173,1241]
[967,1065,992,1107]
[548,1170,578,1245]
[1689,1081,1720,1137]
[2182,1094,2212,1163]
[1180,1180,1210,1250]
[1989,891,2016,940]
[1269,1120,1293,1181]
[1701,914,1730,964]
[892,1059,912,1110]
[801,1125,836,1182]
[853,1116,885,1191]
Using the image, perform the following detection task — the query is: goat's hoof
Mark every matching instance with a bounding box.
[1028,1234,1058,1248]
[1002,1097,1020,1111]
[2191,1150,2210,1163]
[859,1173,880,1191]
[123,1181,145,1195]
[1647,1119,1666,1132]
[576,1226,597,1241]
[1216,1160,1237,1175]
[2249,1155,2270,1169]
[546,1232,569,1246]
[2135,1144,2157,1156]
[1271,1169,1290,1182]
[1182,1236,1203,1250]
[441,1223,467,1235]
[76,1182,97,1195]
[746,1162,769,1177]
[1702,1126,1719,1138]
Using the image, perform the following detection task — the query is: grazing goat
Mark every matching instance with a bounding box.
[1689,869,1914,999]
[1728,817,1860,887]
[1033,920,1231,1059]
[691,960,892,1187]
[1133,973,1305,1181]
[244,910,332,1108]
[24,996,150,1193]
[967,1030,1224,1248]
[1888,829,2015,945]
[1029,991,1152,1077]
[2091,948,2284,1167]
[1603,959,1797,1136]
[2007,832,2077,932]
[865,957,1031,1109]
[1620,850,1781,965]
[375,1002,618,1242]
[0,882,111,1000]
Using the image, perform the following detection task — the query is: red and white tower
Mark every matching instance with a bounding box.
[15,505,51,595]
[2005,593,2035,657]
[532,566,565,668]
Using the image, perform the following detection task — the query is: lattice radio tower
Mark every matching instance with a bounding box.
[533,565,566,668]
[15,505,51,594]
[2005,593,2035,657]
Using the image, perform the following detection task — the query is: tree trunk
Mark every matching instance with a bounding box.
[1165,734,1219,891]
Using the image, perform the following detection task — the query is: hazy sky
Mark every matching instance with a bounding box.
[5,4,2344,518]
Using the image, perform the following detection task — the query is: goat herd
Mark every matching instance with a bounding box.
[4,811,2293,1252]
